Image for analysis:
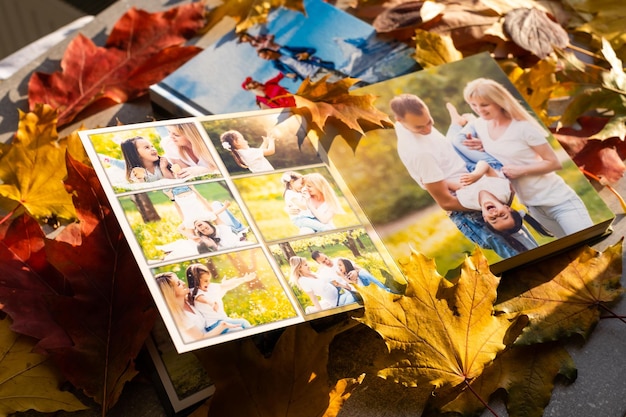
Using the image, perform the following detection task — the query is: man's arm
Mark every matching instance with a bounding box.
[424,180,468,211]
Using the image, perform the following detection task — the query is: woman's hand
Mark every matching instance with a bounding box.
[501,165,527,179]
[462,134,485,151]
[176,165,210,179]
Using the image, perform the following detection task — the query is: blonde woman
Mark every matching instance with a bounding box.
[154,272,237,343]
[163,123,220,178]
[289,256,355,313]
[457,77,592,237]
[302,173,345,228]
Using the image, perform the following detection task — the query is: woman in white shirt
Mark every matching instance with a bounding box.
[458,77,593,238]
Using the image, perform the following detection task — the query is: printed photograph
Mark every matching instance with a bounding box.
[85,121,222,193]
[151,248,299,347]
[324,53,615,275]
[146,317,215,415]
[232,166,362,240]
[151,0,419,115]
[118,181,254,262]
[201,111,322,175]
[269,229,406,315]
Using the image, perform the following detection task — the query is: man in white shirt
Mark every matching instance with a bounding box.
[389,94,521,259]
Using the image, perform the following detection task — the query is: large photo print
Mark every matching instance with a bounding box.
[324,53,614,275]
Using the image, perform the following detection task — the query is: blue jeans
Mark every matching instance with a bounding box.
[337,288,358,306]
[292,215,333,232]
[357,270,391,292]
[448,123,502,172]
[449,211,521,259]
[211,201,245,233]
[206,318,251,334]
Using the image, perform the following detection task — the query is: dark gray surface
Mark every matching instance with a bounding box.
[2,1,625,416]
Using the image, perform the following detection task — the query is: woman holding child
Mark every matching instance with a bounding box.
[457,78,593,238]
[154,272,238,343]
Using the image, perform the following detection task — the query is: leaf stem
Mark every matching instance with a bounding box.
[566,43,603,62]
[464,379,500,417]
[579,168,626,213]
[598,303,626,324]
[0,207,17,226]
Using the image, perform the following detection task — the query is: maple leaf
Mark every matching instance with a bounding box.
[204,0,305,34]
[291,76,393,151]
[495,242,623,345]
[413,28,463,68]
[28,3,206,127]
[0,155,157,411]
[435,343,576,417]
[358,248,526,393]
[552,118,626,185]
[0,317,88,416]
[504,53,561,127]
[195,321,360,417]
[0,104,76,224]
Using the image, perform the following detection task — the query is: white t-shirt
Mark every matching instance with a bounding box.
[456,176,511,210]
[284,189,315,219]
[193,287,228,321]
[298,276,338,309]
[215,224,244,249]
[162,136,213,169]
[467,118,576,206]
[237,147,274,173]
[173,188,217,228]
[180,304,208,342]
[395,122,467,189]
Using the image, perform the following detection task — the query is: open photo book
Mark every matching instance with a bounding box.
[79,53,614,353]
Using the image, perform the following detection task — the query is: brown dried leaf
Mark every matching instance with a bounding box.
[496,242,623,345]
[292,76,393,150]
[196,322,355,417]
[504,8,569,59]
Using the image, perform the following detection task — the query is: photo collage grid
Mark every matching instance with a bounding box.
[80,109,405,352]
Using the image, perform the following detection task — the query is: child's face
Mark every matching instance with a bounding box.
[196,221,215,236]
[292,177,304,191]
[199,274,210,291]
[135,139,158,162]
[337,261,346,275]
[233,135,248,149]
[480,191,515,231]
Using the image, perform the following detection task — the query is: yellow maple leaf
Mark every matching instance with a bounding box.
[204,0,305,34]
[437,343,576,416]
[413,28,463,68]
[495,241,623,345]
[0,104,76,223]
[0,317,87,415]
[358,248,525,391]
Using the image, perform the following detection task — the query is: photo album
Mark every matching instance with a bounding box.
[78,53,614,353]
[149,0,419,117]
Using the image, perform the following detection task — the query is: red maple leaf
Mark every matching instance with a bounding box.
[0,155,157,411]
[28,4,206,127]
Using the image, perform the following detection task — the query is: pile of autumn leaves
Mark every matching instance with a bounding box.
[0,2,624,417]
